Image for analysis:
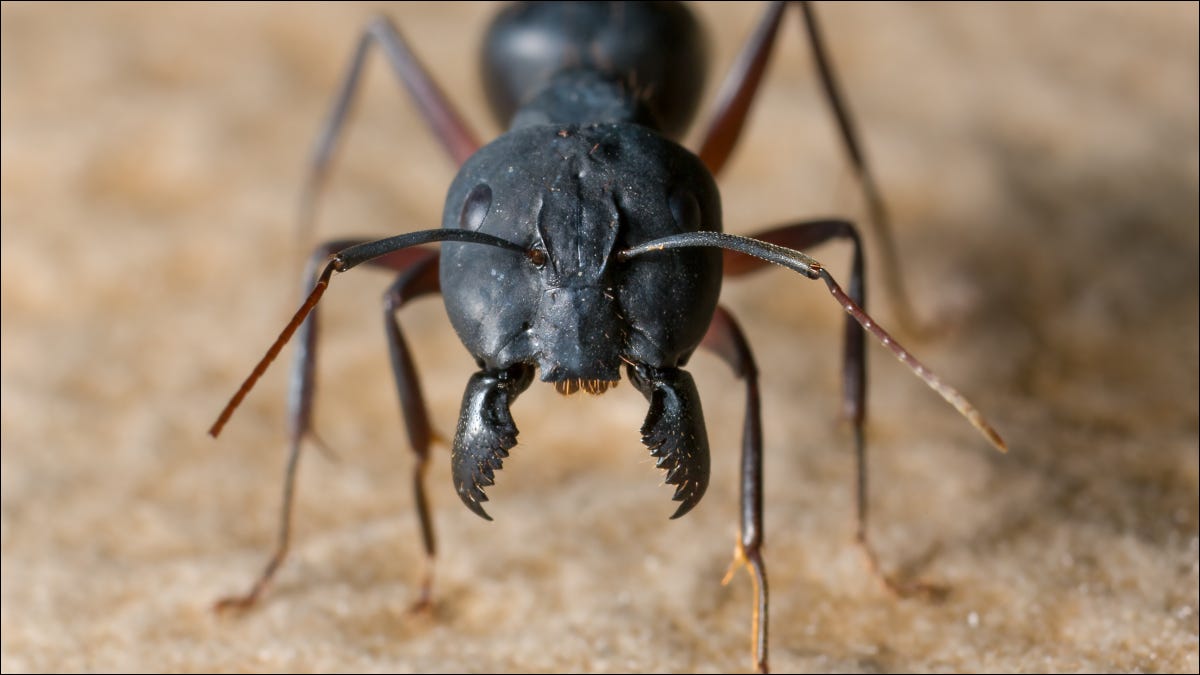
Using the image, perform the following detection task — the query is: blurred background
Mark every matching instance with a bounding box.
[2,2,1196,671]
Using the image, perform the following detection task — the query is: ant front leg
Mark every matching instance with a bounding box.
[726,219,940,598]
[380,248,444,611]
[697,1,920,331]
[700,306,768,673]
[299,14,480,239]
[215,241,445,612]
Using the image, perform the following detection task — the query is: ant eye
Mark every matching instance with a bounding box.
[669,187,701,231]
[460,183,492,230]
[527,247,547,267]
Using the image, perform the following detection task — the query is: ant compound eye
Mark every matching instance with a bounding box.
[669,187,701,231]
[527,246,547,267]
[460,183,492,230]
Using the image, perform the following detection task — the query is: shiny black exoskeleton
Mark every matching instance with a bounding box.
[212,4,1006,671]
[440,2,726,518]
[443,117,722,519]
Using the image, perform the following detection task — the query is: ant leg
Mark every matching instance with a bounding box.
[796,2,921,333]
[725,220,866,432]
[697,1,920,330]
[724,220,939,597]
[300,15,480,240]
[215,240,441,612]
[209,230,530,610]
[215,240,358,612]
[700,306,768,674]
[380,250,444,611]
[695,1,786,176]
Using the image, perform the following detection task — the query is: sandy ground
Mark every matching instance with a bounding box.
[2,2,1197,672]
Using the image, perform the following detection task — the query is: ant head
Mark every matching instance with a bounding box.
[438,123,722,385]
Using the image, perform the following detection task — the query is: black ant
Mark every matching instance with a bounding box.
[210,3,1005,671]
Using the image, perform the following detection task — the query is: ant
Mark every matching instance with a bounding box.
[210,2,1005,672]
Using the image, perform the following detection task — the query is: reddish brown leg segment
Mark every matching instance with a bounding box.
[299,15,481,240]
[696,1,786,177]
[697,1,921,329]
[724,220,866,429]
[381,250,443,610]
[722,220,938,598]
[701,306,768,673]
